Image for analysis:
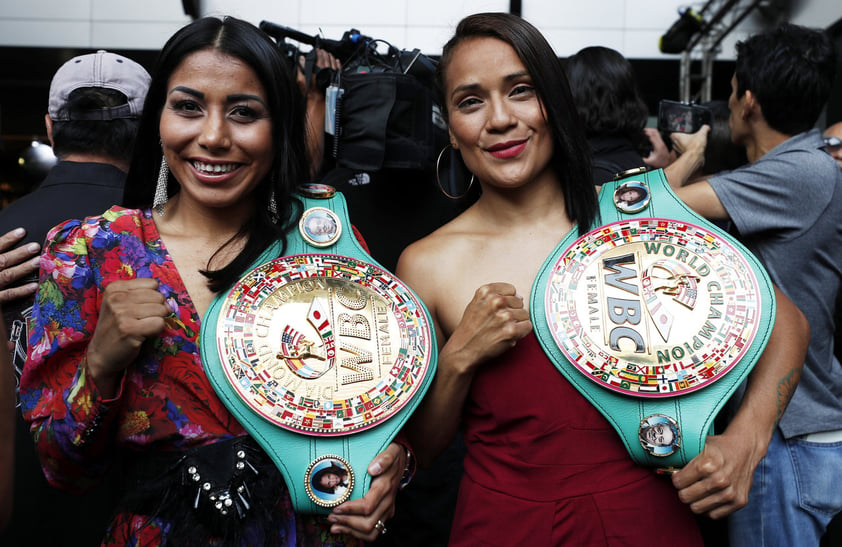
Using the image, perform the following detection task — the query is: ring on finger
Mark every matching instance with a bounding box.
[375,519,387,535]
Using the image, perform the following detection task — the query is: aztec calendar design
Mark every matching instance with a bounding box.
[543,218,764,398]
[216,254,433,434]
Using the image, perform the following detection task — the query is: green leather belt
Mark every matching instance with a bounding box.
[200,184,436,513]
[531,168,775,469]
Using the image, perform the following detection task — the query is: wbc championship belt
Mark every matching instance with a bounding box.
[531,168,775,469]
[200,183,436,513]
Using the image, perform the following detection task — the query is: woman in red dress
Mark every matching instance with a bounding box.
[396,12,807,546]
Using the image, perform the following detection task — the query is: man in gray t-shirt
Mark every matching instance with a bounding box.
[666,23,841,547]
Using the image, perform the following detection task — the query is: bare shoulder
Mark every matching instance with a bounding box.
[399,224,462,280]
[396,215,478,302]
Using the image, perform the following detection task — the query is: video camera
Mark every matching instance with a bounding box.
[259,20,446,174]
[259,21,370,68]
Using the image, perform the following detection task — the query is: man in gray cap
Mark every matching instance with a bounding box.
[0,49,150,251]
[0,49,150,546]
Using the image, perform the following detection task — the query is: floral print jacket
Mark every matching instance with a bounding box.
[20,206,355,546]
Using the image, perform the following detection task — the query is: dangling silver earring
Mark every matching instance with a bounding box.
[436,145,475,200]
[153,155,169,216]
[268,190,279,223]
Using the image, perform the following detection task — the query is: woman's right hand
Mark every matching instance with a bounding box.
[442,282,532,374]
[405,281,533,465]
[86,278,170,396]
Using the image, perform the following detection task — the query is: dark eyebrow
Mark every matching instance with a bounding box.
[228,93,267,107]
[505,71,531,82]
[449,71,532,102]
[168,87,267,107]
[170,85,203,99]
[450,83,479,102]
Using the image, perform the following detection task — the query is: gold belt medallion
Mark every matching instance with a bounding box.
[544,218,764,398]
[216,254,432,435]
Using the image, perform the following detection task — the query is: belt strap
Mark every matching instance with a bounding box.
[200,185,436,513]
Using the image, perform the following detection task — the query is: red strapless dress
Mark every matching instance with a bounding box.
[448,332,704,546]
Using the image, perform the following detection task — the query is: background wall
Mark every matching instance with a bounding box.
[1,0,839,57]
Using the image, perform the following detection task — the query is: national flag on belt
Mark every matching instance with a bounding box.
[308,299,331,331]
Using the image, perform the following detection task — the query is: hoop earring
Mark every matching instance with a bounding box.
[436,145,475,200]
[153,155,169,216]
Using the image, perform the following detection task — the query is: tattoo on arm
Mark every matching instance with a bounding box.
[775,368,801,424]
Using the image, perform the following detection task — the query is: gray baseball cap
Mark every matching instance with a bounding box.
[48,49,151,121]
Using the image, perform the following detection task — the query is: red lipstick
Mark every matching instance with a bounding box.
[487,140,527,159]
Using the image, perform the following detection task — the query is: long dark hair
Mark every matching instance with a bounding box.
[123,16,308,291]
[436,12,598,235]
[564,46,649,148]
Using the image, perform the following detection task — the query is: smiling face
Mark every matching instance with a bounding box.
[319,471,341,490]
[618,188,643,204]
[643,423,675,447]
[159,48,274,215]
[443,36,554,192]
